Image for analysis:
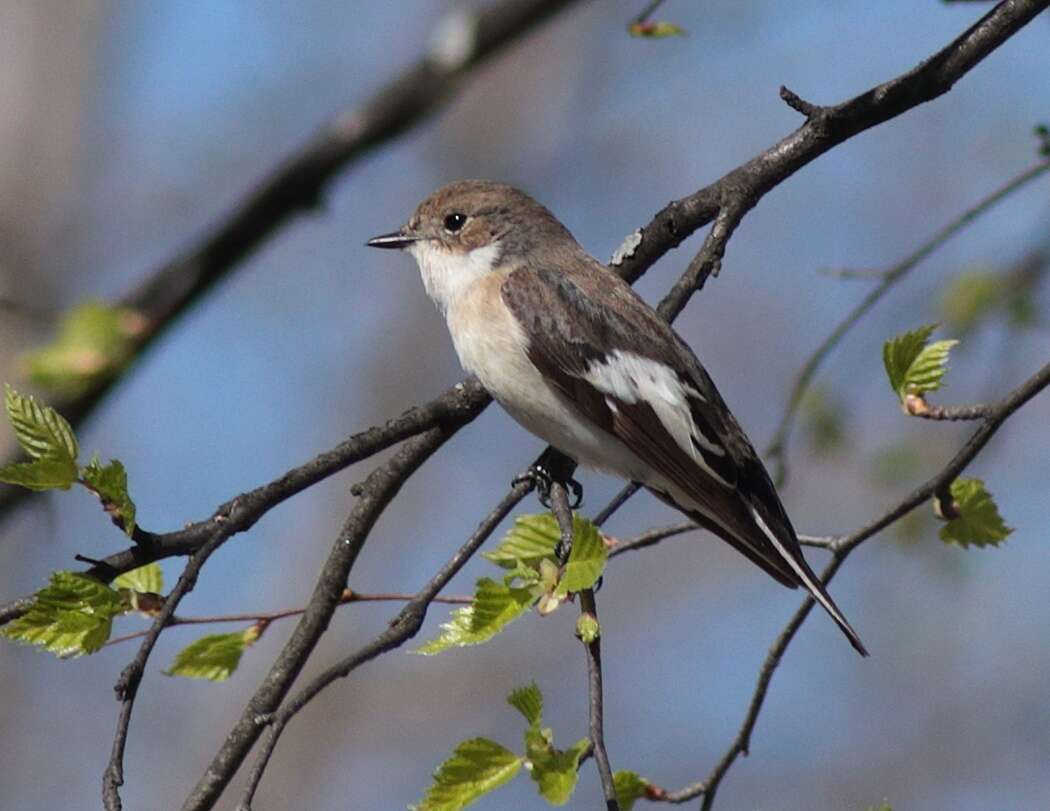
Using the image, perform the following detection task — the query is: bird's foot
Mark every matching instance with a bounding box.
[512,462,583,510]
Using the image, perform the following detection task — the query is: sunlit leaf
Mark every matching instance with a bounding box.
[938,478,1012,548]
[1,571,124,656]
[81,455,137,536]
[555,516,607,596]
[414,578,536,655]
[0,385,78,490]
[526,732,589,806]
[483,513,560,570]
[882,324,958,402]
[507,682,543,727]
[22,300,144,397]
[165,628,257,681]
[112,562,163,595]
[614,771,651,811]
[410,738,522,811]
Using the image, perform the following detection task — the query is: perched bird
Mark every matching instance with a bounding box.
[368,180,867,656]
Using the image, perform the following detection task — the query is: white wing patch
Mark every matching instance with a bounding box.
[585,350,731,486]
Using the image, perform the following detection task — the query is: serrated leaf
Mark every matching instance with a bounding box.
[411,738,522,811]
[938,478,1012,548]
[613,771,651,811]
[882,325,958,402]
[576,613,600,643]
[81,455,137,537]
[414,578,536,655]
[527,735,590,806]
[0,385,79,490]
[628,20,687,38]
[22,300,143,397]
[0,459,81,491]
[1,571,124,656]
[165,630,254,681]
[112,562,163,595]
[555,516,607,596]
[507,682,543,727]
[483,514,560,570]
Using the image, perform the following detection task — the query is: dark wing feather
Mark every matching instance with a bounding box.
[501,265,868,655]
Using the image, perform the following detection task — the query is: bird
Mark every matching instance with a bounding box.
[367,180,867,656]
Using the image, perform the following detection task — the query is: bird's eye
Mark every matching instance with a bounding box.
[443,212,467,233]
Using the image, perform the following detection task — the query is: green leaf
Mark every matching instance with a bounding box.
[507,682,543,727]
[113,562,163,595]
[165,629,256,681]
[939,270,1003,333]
[0,385,79,490]
[527,734,590,806]
[411,738,522,811]
[882,325,958,402]
[800,387,847,456]
[555,516,608,596]
[576,613,600,643]
[1,571,124,656]
[483,513,560,570]
[81,455,137,537]
[0,459,82,491]
[613,771,651,811]
[414,578,536,655]
[628,20,687,38]
[22,300,143,397]
[939,478,1012,548]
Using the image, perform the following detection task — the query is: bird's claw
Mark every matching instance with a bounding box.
[512,464,583,509]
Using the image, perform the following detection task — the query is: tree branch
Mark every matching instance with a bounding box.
[0,0,582,523]
[648,359,1050,809]
[765,154,1050,484]
[232,480,534,811]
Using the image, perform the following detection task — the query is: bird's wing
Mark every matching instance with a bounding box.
[501,265,867,655]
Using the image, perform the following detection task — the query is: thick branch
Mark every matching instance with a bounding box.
[0,0,581,522]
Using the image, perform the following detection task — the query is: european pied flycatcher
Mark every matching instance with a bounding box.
[368,180,866,656]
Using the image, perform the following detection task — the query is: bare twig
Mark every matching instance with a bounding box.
[765,154,1050,485]
[904,394,993,420]
[102,589,472,649]
[550,482,620,811]
[607,522,697,557]
[233,480,534,811]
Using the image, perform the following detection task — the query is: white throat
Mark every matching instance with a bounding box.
[408,240,502,316]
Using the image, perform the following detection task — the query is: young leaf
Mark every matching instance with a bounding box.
[1,571,124,656]
[22,300,143,397]
[483,513,560,570]
[555,516,608,596]
[81,456,137,537]
[882,325,958,402]
[507,682,543,727]
[576,613,600,643]
[938,478,1012,548]
[613,771,651,811]
[414,579,536,655]
[0,385,79,490]
[410,738,522,811]
[112,562,163,595]
[165,629,255,681]
[526,734,590,806]
[628,20,687,38]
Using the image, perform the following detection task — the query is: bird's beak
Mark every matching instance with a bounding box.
[366,229,421,250]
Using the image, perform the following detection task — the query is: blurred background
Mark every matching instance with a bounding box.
[0,2,1048,809]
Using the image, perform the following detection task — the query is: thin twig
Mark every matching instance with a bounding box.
[550,482,619,811]
[102,590,473,649]
[607,522,697,558]
[234,480,534,811]
[765,155,1050,485]
[630,0,668,26]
